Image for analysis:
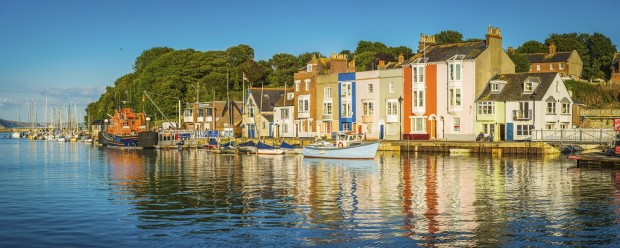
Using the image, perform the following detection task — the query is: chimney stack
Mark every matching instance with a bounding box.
[485,26,502,46]
[418,33,436,53]
[548,43,556,55]
[508,46,514,53]
[398,54,404,64]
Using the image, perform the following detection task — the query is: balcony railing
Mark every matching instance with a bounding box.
[512,110,532,121]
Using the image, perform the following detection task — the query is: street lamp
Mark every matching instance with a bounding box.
[398,96,403,140]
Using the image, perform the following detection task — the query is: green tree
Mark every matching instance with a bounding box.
[546,33,591,78]
[587,33,617,80]
[507,50,531,73]
[516,40,547,53]
[434,30,463,44]
[266,53,299,87]
[133,47,174,72]
[354,51,377,71]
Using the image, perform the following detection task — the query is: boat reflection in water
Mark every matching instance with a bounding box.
[100,149,620,247]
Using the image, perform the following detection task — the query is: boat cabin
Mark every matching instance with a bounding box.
[106,107,148,135]
[334,132,364,148]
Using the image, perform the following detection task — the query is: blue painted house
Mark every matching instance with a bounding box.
[338,72,356,132]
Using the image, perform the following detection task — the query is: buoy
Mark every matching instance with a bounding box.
[337,142,344,148]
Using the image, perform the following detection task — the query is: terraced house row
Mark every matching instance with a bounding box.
[186,26,578,141]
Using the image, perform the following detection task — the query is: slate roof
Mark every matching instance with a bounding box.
[408,41,487,63]
[525,52,572,63]
[249,87,286,112]
[477,72,559,102]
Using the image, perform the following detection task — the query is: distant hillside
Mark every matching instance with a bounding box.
[0,118,18,128]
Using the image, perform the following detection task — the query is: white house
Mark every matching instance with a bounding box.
[273,91,295,138]
[487,72,573,141]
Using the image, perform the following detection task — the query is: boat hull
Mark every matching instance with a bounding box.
[100,132,140,148]
[238,146,257,154]
[302,141,380,159]
[257,149,284,155]
[11,132,20,139]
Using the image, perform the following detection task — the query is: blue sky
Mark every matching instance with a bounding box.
[0,0,618,121]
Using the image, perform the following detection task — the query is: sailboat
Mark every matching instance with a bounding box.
[256,141,284,155]
[11,91,20,139]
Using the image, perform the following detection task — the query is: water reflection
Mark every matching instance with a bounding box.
[101,149,620,246]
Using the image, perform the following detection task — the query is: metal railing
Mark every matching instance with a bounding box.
[531,128,615,144]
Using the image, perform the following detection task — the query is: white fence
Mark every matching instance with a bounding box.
[531,129,616,144]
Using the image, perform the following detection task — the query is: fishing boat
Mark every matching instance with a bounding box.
[11,132,20,139]
[256,141,284,155]
[302,132,380,159]
[280,140,301,154]
[99,106,158,148]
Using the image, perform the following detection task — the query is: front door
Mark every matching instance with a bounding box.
[506,123,514,141]
[430,119,436,139]
[499,124,505,141]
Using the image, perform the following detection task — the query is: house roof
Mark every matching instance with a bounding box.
[612,53,620,65]
[477,72,559,102]
[525,52,572,63]
[407,41,487,64]
[249,87,286,112]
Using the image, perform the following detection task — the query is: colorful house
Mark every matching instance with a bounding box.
[378,68,404,140]
[272,89,295,138]
[477,72,573,141]
[355,70,380,139]
[403,26,515,141]
[338,72,356,132]
[293,54,351,138]
[316,73,339,139]
[243,87,286,138]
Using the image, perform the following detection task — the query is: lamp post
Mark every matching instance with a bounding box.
[398,96,403,140]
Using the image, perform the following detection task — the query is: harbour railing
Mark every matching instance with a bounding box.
[531,128,615,145]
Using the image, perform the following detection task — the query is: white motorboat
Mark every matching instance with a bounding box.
[302,133,380,159]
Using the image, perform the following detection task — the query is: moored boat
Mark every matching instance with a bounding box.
[280,141,302,154]
[256,141,284,155]
[302,133,379,159]
[11,132,20,139]
[237,140,257,154]
[99,106,157,148]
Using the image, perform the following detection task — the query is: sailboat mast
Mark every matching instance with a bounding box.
[45,90,48,128]
[227,68,231,136]
[16,90,19,127]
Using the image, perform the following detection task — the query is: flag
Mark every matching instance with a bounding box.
[242,72,249,82]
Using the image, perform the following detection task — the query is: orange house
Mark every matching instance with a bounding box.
[403,62,438,140]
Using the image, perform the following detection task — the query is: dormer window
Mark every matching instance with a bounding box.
[307,64,313,72]
[524,81,533,92]
[523,77,540,93]
[491,83,499,92]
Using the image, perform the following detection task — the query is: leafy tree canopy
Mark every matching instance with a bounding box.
[516,40,547,54]
[507,50,531,73]
[434,30,463,44]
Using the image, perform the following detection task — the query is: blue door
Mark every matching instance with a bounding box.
[506,123,514,141]
[248,125,255,138]
[379,125,384,140]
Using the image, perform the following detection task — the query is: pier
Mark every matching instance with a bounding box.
[575,153,620,168]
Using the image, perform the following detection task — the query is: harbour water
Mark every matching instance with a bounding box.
[1,137,619,247]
